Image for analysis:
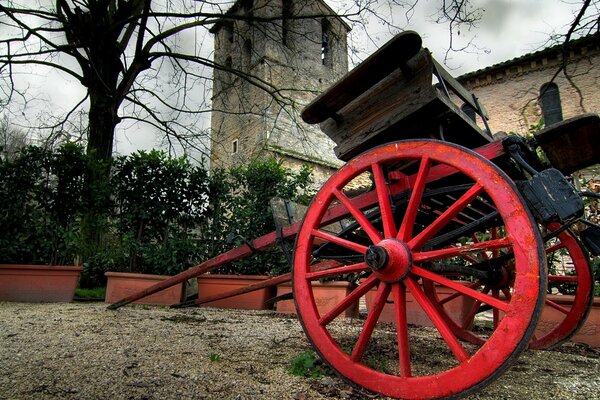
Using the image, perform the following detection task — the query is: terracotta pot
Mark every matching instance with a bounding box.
[537,294,600,348]
[197,274,275,310]
[105,272,185,305]
[364,282,476,327]
[0,264,83,302]
[276,281,359,318]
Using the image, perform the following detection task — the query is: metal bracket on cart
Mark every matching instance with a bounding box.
[504,136,584,224]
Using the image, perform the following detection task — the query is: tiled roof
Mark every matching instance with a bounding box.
[458,33,600,81]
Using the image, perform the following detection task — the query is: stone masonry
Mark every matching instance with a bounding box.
[458,34,600,138]
[210,0,350,185]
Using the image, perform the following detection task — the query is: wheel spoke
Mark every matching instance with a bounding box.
[398,156,430,242]
[311,229,368,254]
[351,282,390,362]
[405,277,469,362]
[438,281,482,305]
[333,188,382,244]
[392,283,411,377]
[544,298,571,315]
[545,242,566,254]
[318,276,378,326]
[412,266,509,312]
[306,262,368,281]
[471,234,490,261]
[413,237,511,263]
[547,275,578,283]
[461,299,483,330]
[492,289,501,327]
[372,162,397,238]
[409,183,484,250]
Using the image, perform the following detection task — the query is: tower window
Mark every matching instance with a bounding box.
[232,139,239,154]
[243,39,252,70]
[321,19,332,66]
[224,22,234,43]
[539,82,563,126]
[241,0,254,15]
[224,56,233,85]
[282,0,293,47]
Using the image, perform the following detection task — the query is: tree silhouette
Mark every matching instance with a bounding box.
[0,0,595,250]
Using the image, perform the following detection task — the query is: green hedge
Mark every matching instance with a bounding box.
[0,144,314,287]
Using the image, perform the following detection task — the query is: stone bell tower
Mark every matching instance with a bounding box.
[209,0,350,183]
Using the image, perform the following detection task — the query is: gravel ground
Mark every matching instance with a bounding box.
[0,302,599,400]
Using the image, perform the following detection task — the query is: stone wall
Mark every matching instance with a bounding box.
[210,0,349,185]
[459,36,600,137]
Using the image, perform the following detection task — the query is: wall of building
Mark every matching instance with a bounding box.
[210,0,349,184]
[459,37,600,137]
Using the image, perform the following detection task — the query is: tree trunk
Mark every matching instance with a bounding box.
[80,80,120,257]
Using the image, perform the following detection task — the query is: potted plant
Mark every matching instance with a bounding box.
[0,144,86,302]
[275,279,359,318]
[197,160,315,310]
[104,151,210,306]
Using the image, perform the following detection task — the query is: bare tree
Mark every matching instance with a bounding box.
[0,0,595,197]
[0,2,300,246]
[0,115,28,161]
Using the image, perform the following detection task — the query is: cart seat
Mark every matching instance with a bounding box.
[302,31,493,161]
[532,113,600,175]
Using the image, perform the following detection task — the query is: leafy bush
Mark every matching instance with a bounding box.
[0,143,86,265]
[111,150,210,275]
[0,145,315,284]
[209,159,314,276]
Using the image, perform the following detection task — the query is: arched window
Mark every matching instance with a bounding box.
[243,39,252,70]
[321,19,332,66]
[539,82,563,126]
[282,0,293,47]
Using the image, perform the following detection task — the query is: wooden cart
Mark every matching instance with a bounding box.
[110,31,600,399]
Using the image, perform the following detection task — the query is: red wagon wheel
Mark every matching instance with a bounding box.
[423,223,593,350]
[293,140,545,400]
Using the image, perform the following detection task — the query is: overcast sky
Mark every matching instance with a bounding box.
[345,0,586,75]
[3,0,589,157]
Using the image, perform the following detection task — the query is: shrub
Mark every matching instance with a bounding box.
[0,143,86,265]
[0,146,316,284]
[208,159,314,276]
[111,150,210,275]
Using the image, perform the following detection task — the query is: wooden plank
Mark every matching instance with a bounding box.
[319,49,435,160]
[301,31,422,124]
[534,113,600,175]
[432,58,489,120]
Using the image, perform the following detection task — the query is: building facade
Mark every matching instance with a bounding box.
[458,34,600,137]
[210,0,350,184]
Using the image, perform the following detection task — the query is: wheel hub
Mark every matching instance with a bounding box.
[364,239,412,282]
[365,246,389,271]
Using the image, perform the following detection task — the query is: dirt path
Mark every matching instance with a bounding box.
[0,302,599,400]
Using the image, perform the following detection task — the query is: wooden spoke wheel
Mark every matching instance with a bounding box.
[423,222,594,350]
[534,223,594,349]
[293,140,545,400]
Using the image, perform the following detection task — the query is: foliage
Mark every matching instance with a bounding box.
[74,287,106,299]
[288,351,331,378]
[0,146,315,285]
[0,143,86,265]
[110,150,210,275]
[211,159,315,276]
